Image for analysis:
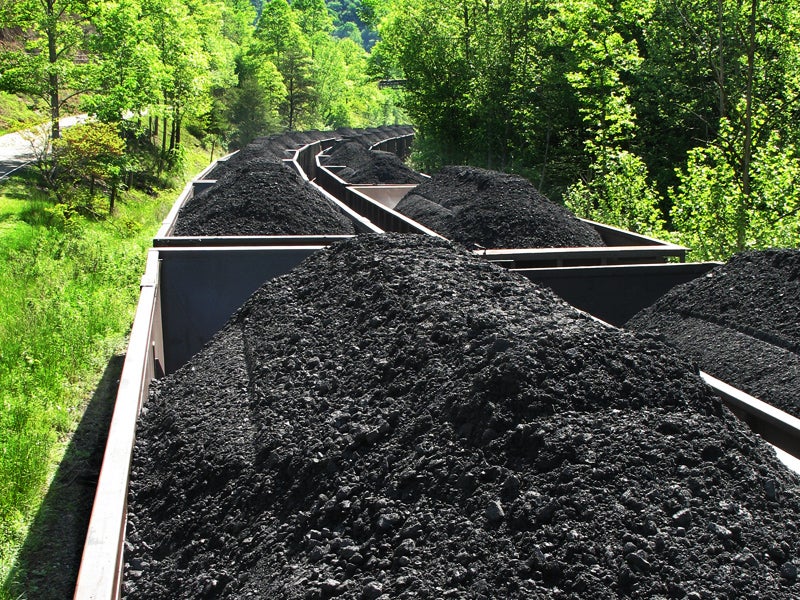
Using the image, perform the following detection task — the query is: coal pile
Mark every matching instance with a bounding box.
[205,131,330,180]
[125,235,800,599]
[395,166,606,249]
[205,126,414,181]
[627,249,800,418]
[172,160,356,236]
[323,140,426,185]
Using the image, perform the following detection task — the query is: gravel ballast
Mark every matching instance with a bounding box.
[125,235,799,599]
[626,249,800,418]
[394,166,606,249]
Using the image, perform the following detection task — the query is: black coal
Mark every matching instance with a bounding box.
[395,166,606,249]
[125,235,800,599]
[626,249,800,418]
[172,160,356,237]
[323,140,426,185]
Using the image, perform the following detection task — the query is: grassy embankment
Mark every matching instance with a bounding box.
[0,136,212,598]
[0,92,45,135]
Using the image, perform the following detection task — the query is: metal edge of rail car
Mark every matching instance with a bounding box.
[315,170,690,269]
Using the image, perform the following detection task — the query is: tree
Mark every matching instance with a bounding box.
[375,0,472,167]
[229,57,284,147]
[53,121,126,212]
[565,148,667,238]
[81,0,160,123]
[292,0,333,36]
[308,33,384,128]
[250,0,316,130]
[671,117,800,260]
[0,0,96,139]
[140,0,221,171]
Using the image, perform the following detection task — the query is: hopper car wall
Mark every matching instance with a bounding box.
[191,179,217,195]
[700,372,800,458]
[75,242,800,600]
[74,251,163,600]
[314,164,427,234]
[287,139,334,182]
[368,133,415,158]
[158,246,326,374]
[583,217,673,247]
[153,149,382,245]
[514,262,721,326]
[316,172,688,264]
[281,156,383,234]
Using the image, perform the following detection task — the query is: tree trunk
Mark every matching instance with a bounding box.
[716,0,726,119]
[47,0,60,140]
[738,0,758,251]
[463,0,471,63]
[110,183,117,215]
[169,118,176,152]
[157,116,168,176]
[288,77,295,131]
[539,126,551,191]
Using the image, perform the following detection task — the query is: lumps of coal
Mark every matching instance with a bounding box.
[322,140,427,184]
[626,249,800,417]
[394,165,606,249]
[172,160,356,236]
[125,235,800,599]
[175,124,418,235]
[205,130,329,179]
[206,125,412,180]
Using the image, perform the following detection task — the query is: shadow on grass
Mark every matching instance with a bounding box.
[3,354,124,600]
[0,170,43,200]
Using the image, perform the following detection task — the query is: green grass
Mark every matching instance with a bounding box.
[0,139,210,597]
[0,93,46,136]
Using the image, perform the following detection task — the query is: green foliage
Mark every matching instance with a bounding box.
[0,0,95,138]
[0,145,202,596]
[239,0,400,135]
[80,0,160,123]
[0,213,146,588]
[376,0,471,166]
[293,0,334,36]
[565,148,667,239]
[55,122,126,180]
[376,0,800,257]
[0,92,44,135]
[327,0,377,49]
[671,118,800,260]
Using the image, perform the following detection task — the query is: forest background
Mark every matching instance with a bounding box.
[0,0,799,597]
[2,0,799,259]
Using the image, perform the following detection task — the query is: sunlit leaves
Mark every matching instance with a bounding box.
[671,118,800,260]
[565,148,667,238]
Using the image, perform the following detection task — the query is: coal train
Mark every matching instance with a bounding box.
[74,126,800,599]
